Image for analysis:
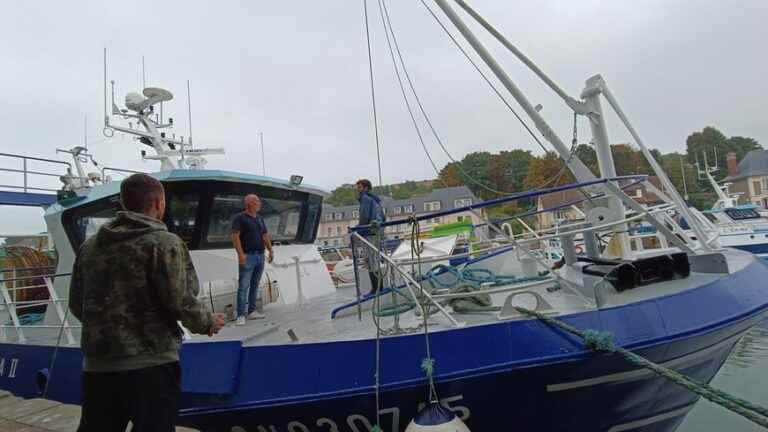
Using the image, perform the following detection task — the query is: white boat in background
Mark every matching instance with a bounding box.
[684,155,768,258]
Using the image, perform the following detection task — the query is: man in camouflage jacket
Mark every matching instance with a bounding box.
[69,173,225,432]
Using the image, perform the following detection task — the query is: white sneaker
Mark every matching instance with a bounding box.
[235,316,246,326]
[247,311,266,320]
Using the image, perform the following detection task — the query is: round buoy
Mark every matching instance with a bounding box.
[405,402,471,431]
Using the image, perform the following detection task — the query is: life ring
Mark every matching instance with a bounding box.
[574,245,584,254]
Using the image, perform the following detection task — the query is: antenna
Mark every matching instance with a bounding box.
[141,56,146,89]
[679,154,688,200]
[84,115,88,149]
[187,80,193,148]
[103,48,108,126]
[260,131,266,176]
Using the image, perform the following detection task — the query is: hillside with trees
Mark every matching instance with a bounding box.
[325,127,762,214]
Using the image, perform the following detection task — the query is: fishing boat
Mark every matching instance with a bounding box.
[682,155,768,258]
[0,2,767,431]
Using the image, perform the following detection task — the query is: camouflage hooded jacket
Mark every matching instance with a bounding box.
[69,211,214,371]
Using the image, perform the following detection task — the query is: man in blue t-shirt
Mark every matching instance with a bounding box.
[231,194,274,326]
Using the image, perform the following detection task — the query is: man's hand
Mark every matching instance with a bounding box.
[267,250,274,264]
[238,253,246,266]
[208,313,226,337]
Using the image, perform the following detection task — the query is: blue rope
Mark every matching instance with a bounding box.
[5,313,45,326]
[423,264,548,289]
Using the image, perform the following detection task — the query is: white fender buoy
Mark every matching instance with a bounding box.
[405,402,471,432]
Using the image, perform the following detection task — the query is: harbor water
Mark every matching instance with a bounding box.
[679,319,768,431]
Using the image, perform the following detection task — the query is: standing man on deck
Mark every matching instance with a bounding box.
[69,173,226,432]
[231,194,274,326]
[355,179,386,295]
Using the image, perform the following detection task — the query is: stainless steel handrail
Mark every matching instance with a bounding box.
[0,152,70,193]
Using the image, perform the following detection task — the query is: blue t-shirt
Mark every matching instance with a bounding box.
[232,212,268,254]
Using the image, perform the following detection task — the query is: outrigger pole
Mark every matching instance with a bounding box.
[432,0,712,253]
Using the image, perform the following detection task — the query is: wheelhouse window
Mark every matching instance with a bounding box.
[724,208,761,221]
[64,180,323,251]
[63,194,122,247]
[207,194,304,245]
[164,191,200,246]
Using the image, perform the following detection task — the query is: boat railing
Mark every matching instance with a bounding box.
[0,270,76,345]
[0,152,71,194]
[351,232,462,328]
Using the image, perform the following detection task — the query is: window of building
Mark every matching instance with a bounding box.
[324,213,334,221]
[762,177,768,192]
[333,239,339,246]
[424,201,441,212]
[404,205,414,213]
[352,210,359,219]
[754,181,762,196]
[336,226,341,235]
[454,198,472,208]
[334,212,344,220]
[457,216,465,222]
[634,188,643,198]
[393,206,402,215]
[327,227,333,236]
[433,217,442,224]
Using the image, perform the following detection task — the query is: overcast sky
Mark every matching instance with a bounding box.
[1,0,766,233]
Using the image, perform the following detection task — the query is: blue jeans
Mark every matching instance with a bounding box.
[237,252,265,317]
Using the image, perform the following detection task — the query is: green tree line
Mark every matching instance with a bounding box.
[326,126,761,212]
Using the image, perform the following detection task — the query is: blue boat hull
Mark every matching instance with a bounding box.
[0,259,767,431]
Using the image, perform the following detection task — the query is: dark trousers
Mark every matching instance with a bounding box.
[77,362,181,432]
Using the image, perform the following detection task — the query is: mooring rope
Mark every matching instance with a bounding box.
[515,306,768,429]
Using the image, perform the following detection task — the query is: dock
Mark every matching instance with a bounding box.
[0,391,197,431]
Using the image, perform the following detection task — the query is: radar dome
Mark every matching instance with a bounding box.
[125,92,147,112]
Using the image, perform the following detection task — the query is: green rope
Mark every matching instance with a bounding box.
[515,306,768,429]
[421,357,435,378]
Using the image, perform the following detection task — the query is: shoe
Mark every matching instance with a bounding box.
[235,316,246,326]
[247,310,266,320]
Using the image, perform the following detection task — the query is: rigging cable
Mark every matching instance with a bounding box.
[378,0,511,197]
[417,0,548,154]
[362,0,384,188]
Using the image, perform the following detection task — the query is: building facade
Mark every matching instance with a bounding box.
[724,151,768,208]
[316,186,484,247]
[535,177,663,229]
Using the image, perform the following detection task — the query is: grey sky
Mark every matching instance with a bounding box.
[1,0,766,233]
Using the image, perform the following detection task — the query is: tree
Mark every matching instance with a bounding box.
[456,152,494,199]
[326,184,357,206]
[574,144,599,175]
[523,152,573,190]
[438,162,462,187]
[488,149,534,194]
[685,127,728,166]
[726,136,762,162]
[660,152,700,197]
[611,143,644,175]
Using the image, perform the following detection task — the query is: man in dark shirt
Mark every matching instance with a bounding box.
[231,194,274,325]
[356,179,386,295]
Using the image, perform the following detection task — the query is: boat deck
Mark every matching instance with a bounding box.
[188,250,747,347]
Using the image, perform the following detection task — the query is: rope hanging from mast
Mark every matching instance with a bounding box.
[362,0,384,188]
